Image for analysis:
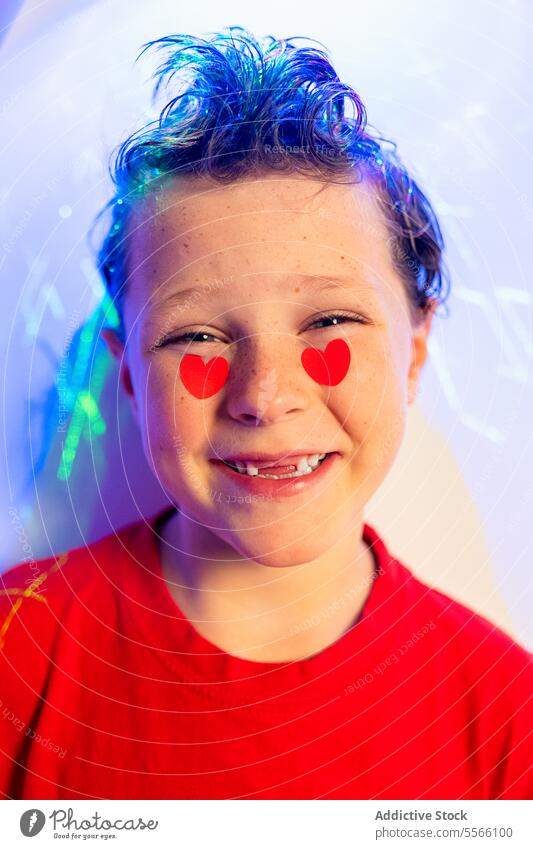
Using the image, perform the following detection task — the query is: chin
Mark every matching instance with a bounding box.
[230,535,328,569]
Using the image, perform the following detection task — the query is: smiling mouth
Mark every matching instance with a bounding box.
[219,452,334,479]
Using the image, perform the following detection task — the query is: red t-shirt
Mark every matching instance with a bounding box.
[0,506,531,800]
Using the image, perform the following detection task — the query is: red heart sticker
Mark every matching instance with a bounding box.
[301,338,351,386]
[179,353,229,399]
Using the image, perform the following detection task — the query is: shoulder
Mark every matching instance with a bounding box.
[401,568,533,799]
[0,513,155,655]
[0,512,163,762]
[408,565,531,670]
[412,578,533,800]
[0,513,159,734]
[367,523,532,681]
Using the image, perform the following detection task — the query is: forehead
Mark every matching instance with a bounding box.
[124,171,400,311]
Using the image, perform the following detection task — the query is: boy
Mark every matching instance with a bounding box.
[0,28,531,800]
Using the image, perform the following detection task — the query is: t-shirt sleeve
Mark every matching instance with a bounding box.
[416,580,532,800]
[455,609,533,800]
[487,636,533,800]
[0,554,67,799]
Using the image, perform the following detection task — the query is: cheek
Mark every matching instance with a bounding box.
[339,339,408,446]
[141,370,212,494]
[140,367,194,457]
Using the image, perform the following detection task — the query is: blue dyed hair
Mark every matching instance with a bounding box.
[92,27,448,341]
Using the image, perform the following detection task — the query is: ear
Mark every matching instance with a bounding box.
[100,328,138,417]
[407,301,436,406]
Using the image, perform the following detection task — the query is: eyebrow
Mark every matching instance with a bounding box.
[158,273,374,309]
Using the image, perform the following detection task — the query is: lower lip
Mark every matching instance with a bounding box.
[210,453,341,499]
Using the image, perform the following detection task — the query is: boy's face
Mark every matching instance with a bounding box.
[103,171,433,567]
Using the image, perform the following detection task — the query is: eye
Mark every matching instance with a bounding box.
[152,330,221,350]
[152,312,367,351]
[307,311,367,330]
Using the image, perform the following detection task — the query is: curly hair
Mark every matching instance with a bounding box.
[91,26,449,340]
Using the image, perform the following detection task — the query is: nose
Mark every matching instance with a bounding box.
[224,334,311,426]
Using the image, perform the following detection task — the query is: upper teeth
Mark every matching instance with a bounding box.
[233,453,327,476]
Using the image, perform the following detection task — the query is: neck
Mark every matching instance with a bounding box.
[157,507,377,662]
